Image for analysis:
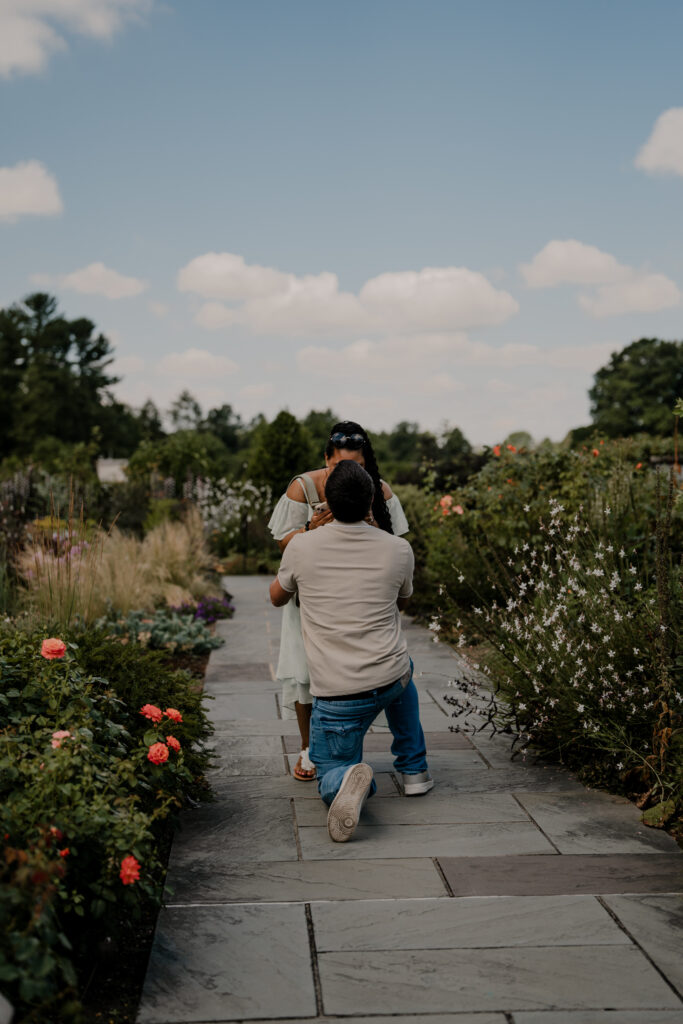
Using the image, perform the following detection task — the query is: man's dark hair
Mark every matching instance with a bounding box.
[325,460,375,523]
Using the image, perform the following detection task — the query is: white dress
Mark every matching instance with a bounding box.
[267,486,410,719]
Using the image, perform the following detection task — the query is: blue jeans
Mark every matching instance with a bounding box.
[309,669,428,806]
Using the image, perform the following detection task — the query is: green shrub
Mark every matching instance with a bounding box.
[0,626,214,1019]
[94,606,225,655]
[435,478,682,812]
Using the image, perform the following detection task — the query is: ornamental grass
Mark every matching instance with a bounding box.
[16,504,219,626]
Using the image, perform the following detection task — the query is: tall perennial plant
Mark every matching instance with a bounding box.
[435,476,682,819]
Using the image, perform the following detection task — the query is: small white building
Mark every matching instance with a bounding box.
[96,458,129,484]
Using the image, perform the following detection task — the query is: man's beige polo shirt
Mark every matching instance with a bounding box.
[277,520,414,697]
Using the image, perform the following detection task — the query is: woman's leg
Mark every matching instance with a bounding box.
[294,700,312,749]
[293,700,315,780]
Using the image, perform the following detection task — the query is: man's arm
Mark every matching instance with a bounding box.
[396,540,415,612]
[270,577,294,607]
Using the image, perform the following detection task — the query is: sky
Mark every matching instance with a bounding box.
[1,0,682,446]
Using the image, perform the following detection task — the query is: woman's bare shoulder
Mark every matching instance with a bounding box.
[381,479,393,500]
[285,468,324,501]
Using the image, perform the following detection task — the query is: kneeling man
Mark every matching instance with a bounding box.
[270,459,432,842]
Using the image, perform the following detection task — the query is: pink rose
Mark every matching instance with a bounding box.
[41,638,67,660]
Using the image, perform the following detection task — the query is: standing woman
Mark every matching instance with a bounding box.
[267,420,410,780]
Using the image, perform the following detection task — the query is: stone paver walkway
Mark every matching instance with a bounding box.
[138,576,683,1024]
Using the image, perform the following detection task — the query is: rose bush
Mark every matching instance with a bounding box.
[0,626,214,1020]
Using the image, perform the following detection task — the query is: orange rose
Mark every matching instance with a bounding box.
[119,855,141,885]
[166,735,181,752]
[492,445,501,457]
[164,708,183,723]
[147,742,169,765]
[140,704,163,723]
[41,638,66,660]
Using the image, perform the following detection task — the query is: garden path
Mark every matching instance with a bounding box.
[137,575,683,1024]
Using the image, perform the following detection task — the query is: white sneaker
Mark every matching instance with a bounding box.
[327,763,373,842]
[399,770,434,796]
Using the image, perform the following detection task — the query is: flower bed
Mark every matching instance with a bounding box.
[0,626,214,1021]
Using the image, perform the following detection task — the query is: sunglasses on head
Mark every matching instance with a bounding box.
[329,431,364,449]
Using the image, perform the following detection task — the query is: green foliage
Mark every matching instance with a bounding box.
[247,410,315,497]
[0,626,213,1018]
[95,606,225,655]
[434,480,683,807]
[590,337,683,437]
[413,438,678,615]
[127,429,230,488]
[0,293,138,460]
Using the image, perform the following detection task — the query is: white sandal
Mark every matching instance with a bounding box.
[293,746,316,781]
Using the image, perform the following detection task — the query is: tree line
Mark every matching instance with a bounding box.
[1,292,681,497]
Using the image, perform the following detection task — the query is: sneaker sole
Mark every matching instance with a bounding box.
[327,763,373,843]
[403,778,434,796]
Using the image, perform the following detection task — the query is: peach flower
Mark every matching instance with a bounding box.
[41,638,66,660]
[164,708,183,723]
[166,735,181,752]
[140,704,163,723]
[147,742,169,765]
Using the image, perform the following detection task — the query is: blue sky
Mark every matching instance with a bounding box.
[1,0,682,445]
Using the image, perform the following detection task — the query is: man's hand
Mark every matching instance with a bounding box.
[270,578,294,607]
[397,595,410,611]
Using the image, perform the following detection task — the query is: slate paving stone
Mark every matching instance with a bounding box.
[317,946,682,1015]
[513,1013,683,1023]
[209,720,301,736]
[204,679,280,694]
[203,735,282,757]
[299,820,555,860]
[208,692,280,722]
[165,857,448,904]
[190,1017,507,1024]
[204,754,286,777]
[423,766,585,795]
[437,854,683,896]
[294,792,528,827]
[516,791,679,854]
[167,798,298,865]
[602,894,683,994]
[311,894,628,950]
[137,904,316,1023]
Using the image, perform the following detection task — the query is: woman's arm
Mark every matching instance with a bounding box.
[277,474,333,551]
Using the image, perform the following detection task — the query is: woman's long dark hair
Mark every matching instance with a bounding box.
[325,421,393,534]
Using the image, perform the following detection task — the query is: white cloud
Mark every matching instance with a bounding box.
[33,262,147,299]
[159,348,238,379]
[520,238,680,318]
[179,252,519,337]
[635,107,683,177]
[111,354,145,375]
[579,273,681,317]
[0,160,63,222]
[297,333,618,382]
[520,239,629,288]
[178,252,291,301]
[359,266,518,330]
[239,382,274,399]
[0,0,152,78]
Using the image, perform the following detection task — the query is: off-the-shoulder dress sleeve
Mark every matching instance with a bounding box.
[268,493,309,541]
[387,492,410,536]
